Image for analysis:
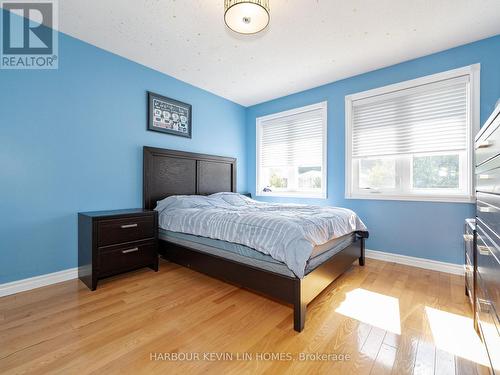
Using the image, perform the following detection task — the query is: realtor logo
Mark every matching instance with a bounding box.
[1,0,58,69]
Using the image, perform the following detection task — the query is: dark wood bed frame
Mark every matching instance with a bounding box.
[143,146,367,332]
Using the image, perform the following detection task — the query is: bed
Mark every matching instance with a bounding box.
[143,146,368,332]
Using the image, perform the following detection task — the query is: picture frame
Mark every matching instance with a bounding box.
[147,91,192,138]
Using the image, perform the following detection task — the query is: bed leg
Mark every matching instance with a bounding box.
[293,279,306,332]
[359,237,365,266]
[294,301,306,332]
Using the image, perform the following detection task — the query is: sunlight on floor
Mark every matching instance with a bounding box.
[425,306,490,366]
[335,288,401,334]
[368,341,397,365]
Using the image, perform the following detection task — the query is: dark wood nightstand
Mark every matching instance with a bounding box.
[78,209,158,290]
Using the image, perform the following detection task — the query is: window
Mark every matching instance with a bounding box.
[256,102,327,198]
[345,65,479,202]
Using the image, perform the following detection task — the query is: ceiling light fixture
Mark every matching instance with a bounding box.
[224,0,270,35]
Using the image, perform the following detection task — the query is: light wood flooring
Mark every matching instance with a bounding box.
[0,258,491,374]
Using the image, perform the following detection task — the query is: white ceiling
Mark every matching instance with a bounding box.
[56,1,500,106]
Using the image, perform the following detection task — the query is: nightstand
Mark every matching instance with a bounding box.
[78,209,158,290]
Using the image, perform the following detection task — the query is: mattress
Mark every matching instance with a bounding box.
[159,229,357,278]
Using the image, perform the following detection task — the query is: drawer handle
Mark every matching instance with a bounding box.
[477,245,491,256]
[122,247,139,254]
[478,206,496,213]
[121,224,138,229]
[477,140,493,149]
[463,234,474,241]
[478,174,491,180]
[477,298,492,313]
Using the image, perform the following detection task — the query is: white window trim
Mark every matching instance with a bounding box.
[345,64,480,203]
[256,101,328,199]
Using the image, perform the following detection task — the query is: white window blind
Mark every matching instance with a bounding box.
[256,102,327,198]
[260,108,324,168]
[352,75,469,159]
[345,65,479,203]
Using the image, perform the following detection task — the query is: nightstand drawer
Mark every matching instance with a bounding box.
[98,215,155,246]
[98,240,157,276]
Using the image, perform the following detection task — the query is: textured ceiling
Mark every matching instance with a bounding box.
[45,1,500,105]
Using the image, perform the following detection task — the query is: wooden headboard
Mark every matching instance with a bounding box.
[143,146,237,209]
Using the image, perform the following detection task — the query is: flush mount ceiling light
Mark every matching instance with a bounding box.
[224,0,270,34]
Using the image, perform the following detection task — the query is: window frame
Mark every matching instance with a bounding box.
[345,64,480,203]
[256,101,328,199]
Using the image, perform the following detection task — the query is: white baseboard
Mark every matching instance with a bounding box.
[0,268,78,298]
[365,249,464,275]
[0,249,464,298]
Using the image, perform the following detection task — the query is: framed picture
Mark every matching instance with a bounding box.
[148,91,192,138]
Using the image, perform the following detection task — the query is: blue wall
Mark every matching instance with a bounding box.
[246,35,500,265]
[0,30,247,283]
[1,18,498,285]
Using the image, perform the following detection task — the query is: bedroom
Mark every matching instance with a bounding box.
[0,0,499,374]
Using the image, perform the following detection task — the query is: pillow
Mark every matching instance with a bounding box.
[209,192,252,206]
[155,195,213,211]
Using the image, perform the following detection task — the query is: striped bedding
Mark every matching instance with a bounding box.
[155,192,367,278]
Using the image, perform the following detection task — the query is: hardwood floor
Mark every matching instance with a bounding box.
[0,258,491,375]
